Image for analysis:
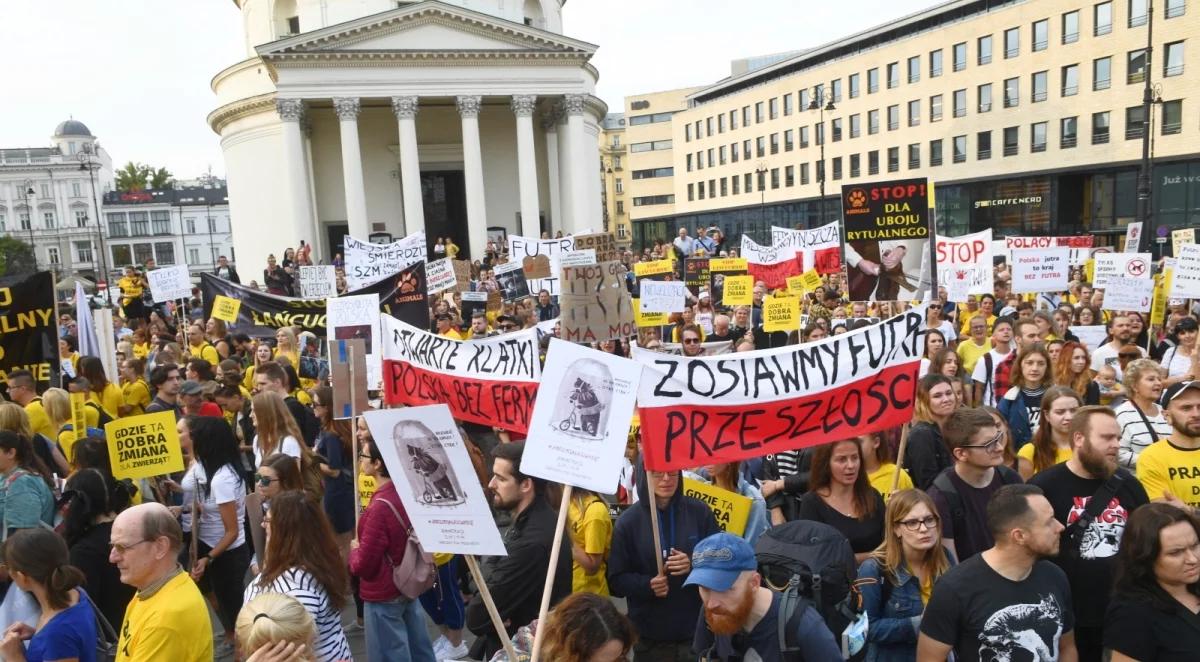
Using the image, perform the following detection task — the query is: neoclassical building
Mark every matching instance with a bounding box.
[209,0,607,272]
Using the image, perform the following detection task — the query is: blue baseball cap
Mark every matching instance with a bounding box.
[683,533,757,592]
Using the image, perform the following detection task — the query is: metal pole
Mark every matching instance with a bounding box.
[1136,1,1155,256]
[83,155,112,307]
[206,202,215,271]
[23,180,37,271]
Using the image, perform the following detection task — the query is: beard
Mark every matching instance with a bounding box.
[1078,441,1117,478]
[1172,418,1200,439]
[491,491,520,512]
[704,583,755,636]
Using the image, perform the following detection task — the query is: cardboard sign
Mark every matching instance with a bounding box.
[487,290,503,313]
[999,235,1094,265]
[786,274,807,296]
[452,260,473,292]
[1094,253,1153,288]
[683,478,752,536]
[1070,325,1108,352]
[1170,243,1200,298]
[841,178,934,302]
[362,405,507,556]
[633,299,669,328]
[522,255,551,280]
[560,261,635,343]
[146,266,191,303]
[640,280,688,314]
[1102,276,1154,313]
[460,291,488,323]
[426,258,456,293]
[508,234,575,296]
[326,294,382,389]
[684,258,711,296]
[523,339,643,493]
[560,250,596,268]
[1152,268,1174,325]
[298,265,337,299]
[329,338,369,420]
[572,233,619,262]
[946,274,971,303]
[211,295,242,323]
[358,473,377,509]
[0,271,59,393]
[800,269,823,292]
[634,259,674,278]
[936,230,993,296]
[722,275,753,307]
[493,260,530,302]
[105,411,185,480]
[1124,222,1144,253]
[343,232,426,291]
[1173,229,1196,258]
[709,259,748,308]
[1011,248,1071,293]
[771,221,842,274]
[709,257,748,272]
[762,295,800,332]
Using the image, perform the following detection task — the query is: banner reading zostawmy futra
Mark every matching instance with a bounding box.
[633,305,926,472]
[0,271,58,395]
[841,178,934,302]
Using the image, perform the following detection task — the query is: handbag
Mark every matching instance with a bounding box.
[377,498,436,599]
[1061,472,1126,563]
[86,590,119,662]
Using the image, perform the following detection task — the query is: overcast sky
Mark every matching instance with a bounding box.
[0,0,930,180]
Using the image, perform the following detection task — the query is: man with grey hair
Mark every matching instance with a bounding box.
[708,314,734,343]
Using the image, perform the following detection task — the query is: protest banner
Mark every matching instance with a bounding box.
[298,266,337,299]
[572,232,619,262]
[639,281,688,314]
[935,230,993,296]
[1151,268,1174,325]
[708,257,747,307]
[362,404,507,555]
[426,258,455,293]
[451,260,473,292]
[1170,243,1200,299]
[682,478,752,536]
[329,338,368,420]
[1124,222,1144,253]
[740,235,803,290]
[380,315,541,433]
[771,221,842,274]
[1173,229,1196,258]
[998,235,1095,265]
[841,178,934,302]
[560,261,635,343]
[786,275,807,296]
[633,305,926,471]
[0,272,58,394]
[105,411,185,480]
[327,294,382,388]
[1070,325,1108,352]
[211,295,241,323]
[1093,253,1152,289]
[633,259,674,279]
[1010,248,1071,293]
[633,300,669,328]
[522,255,551,279]
[508,234,575,296]
[70,391,88,442]
[560,250,596,268]
[762,295,800,333]
[800,269,823,292]
[721,275,753,307]
[343,232,426,290]
[1102,276,1154,313]
[460,291,488,322]
[146,266,191,303]
[493,260,531,302]
[684,258,711,296]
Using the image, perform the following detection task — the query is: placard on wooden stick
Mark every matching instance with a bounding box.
[330,338,368,420]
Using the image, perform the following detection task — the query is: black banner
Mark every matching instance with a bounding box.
[0,271,59,394]
[841,178,935,303]
[201,262,430,338]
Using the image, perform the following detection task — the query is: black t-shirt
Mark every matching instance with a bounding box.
[797,490,886,554]
[1105,596,1200,662]
[1029,464,1149,627]
[921,554,1074,662]
[929,467,1023,562]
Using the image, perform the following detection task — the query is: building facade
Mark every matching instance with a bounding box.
[209,0,607,273]
[101,182,234,281]
[598,112,629,244]
[630,0,1199,251]
[623,87,701,229]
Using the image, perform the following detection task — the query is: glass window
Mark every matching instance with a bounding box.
[800,163,811,185]
[111,245,132,267]
[785,166,795,187]
[850,154,861,177]
[887,62,900,88]
[1004,27,1020,58]
[1061,117,1078,148]
[953,42,967,71]
[888,147,900,172]
[155,242,175,265]
[1092,111,1111,143]
[18,213,30,231]
[1129,0,1148,26]
[770,134,779,155]
[1004,77,1020,107]
[1004,126,1020,155]
[850,114,861,138]
[134,244,153,265]
[978,83,993,112]
[800,89,810,110]
[731,142,739,163]
[151,210,171,235]
[743,106,751,126]
[1128,49,1147,83]
[908,143,921,169]
[930,49,943,76]
[908,56,920,83]
[887,105,899,130]
[75,241,93,263]
[908,100,921,126]
[832,158,843,180]
[783,94,793,116]
[74,210,87,227]
[867,68,879,93]
[129,212,149,236]
[720,178,728,196]
[930,94,943,121]
[756,136,765,157]
[816,123,825,146]
[1094,56,1112,89]
[953,89,967,117]
[868,110,879,135]
[1062,10,1080,43]
[784,129,794,151]
[755,102,764,123]
[45,246,59,264]
[1095,1,1113,35]
[1031,122,1048,152]
[1032,71,1048,102]
[730,110,737,130]
[1164,41,1185,76]
[978,130,993,159]
[107,212,127,237]
[868,151,879,175]
[832,118,843,142]
[1161,100,1182,134]
[978,35,992,64]
[930,139,943,166]
[831,79,842,103]
[718,114,725,133]
[1032,19,1049,51]
[43,212,56,229]
[685,124,692,142]
[1125,105,1146,139]
[953,135,967,163]
[1062,64,1079,96]
[719,146,726,165]
[769,98,779,120]
[1165,0,1186,18]
[849,73,861,98]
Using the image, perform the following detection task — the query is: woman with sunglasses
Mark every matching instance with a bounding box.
[310,386,355,558]
[859,489,955,662]
[1115,358,1172,473]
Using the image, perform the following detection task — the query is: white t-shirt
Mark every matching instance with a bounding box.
[922,319,958,344]
[1091,343,1146,381]
[253,434,302,468]
[245,568,352,662]
[971,348,1012,408]
[1161,344,1195,379]
[181,463,246,548]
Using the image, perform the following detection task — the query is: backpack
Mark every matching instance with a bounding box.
[932,465,1022,544]
[377,497,437,600]
[286,396,320,446]
[755,520,861,658]
[84,401,114,428]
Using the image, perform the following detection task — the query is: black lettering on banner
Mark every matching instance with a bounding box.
[652,360,683,398]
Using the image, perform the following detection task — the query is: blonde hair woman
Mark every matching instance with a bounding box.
[250,392,304,468]
[0,402,69,477]
[38,388,88,468]
[274,327,301,373]
[236,593,317,662]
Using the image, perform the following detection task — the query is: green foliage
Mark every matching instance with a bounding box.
[115,162,174,192]
[0,236,36,276]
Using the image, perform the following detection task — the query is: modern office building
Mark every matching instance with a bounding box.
[598,112,630,245]
[623,87,702,236]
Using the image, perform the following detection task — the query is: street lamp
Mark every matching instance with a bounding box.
[755,161,768,228]
[22,179,36,270]
[808,90,836,222]
[78,147,113,307]
[1135,1,1160,257]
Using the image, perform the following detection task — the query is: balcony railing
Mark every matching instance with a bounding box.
[978,149,992,159]
[1093,131,1111,144]
[1061,136,1078,148]
[1004,144,1019,156]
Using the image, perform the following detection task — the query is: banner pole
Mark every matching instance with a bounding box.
[648,484,666,577]
[529,484,572,662]
[349,342,362,541]
[465,554,520,662]
[891,422,912,495]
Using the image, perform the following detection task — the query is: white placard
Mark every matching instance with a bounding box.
[426,258,455,293]
[560,249,597,268]
[146,266,191,303]
[493,260,523,276]
[343,232,426,290]
[298,265,337,299]
[506,234,575,297]
[1093,253,1152,288]
[1124,222,1143,253]
[361,405,506,556]
[639,280,688,313]
[326,294,381,388]
[1070,325,1108,352]
[1010,248,1070,293]
[936,229,993,296]
[946,275,972,303]
[1170,243,1200,298]
[1102,276,1154,313]
[522,339,642,493]
[770,221,840,271]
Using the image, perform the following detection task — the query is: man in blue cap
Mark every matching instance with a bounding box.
[688,532,841,661]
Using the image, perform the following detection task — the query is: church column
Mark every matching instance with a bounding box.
[391,95,425,239]
[541,113,562,236]
[564,94,590,234]
[276,99,315,247]
[511,95,541,240]
[457,95,487,260]
[555,101,574,234]
[333,97,369,239]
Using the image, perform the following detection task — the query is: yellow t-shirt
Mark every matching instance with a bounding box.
[91,383,125,419]
[117,275,143,306]
[439,328,465,341]
[291,388,312,406]
[132,342,150,360]
[60,405,101,463]
[959,313,997,336]
[188,342,219,367]
[242,366,257,392]
[1017,444,1074,474]
[23,400,55,440]
[1136,440,1200,508]
[956,339,992,376]
[868,463,914,501]
[568,496,612,595]
[116,571,212,662]
[920,573,934,605]
[122,380,151,417]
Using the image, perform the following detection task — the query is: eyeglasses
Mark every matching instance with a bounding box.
[254,474,277,487]
[959,429,1006,453]
[358,453,373,461]
[683,338,701,345]
[109,539,151,555]
[896,515,939,532]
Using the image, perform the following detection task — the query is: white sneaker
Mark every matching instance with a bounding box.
[441,641,469,661]
[431,635,448,658]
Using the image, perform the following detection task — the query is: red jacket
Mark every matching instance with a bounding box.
[348,480,410,602]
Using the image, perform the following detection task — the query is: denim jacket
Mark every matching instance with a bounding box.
[858,553,956,662]
[998,388,1033,450]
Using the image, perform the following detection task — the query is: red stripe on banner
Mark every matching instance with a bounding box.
[813,247,842,275]
[382,359,536,433]
[638,362,919,471]
[747,256,803,290]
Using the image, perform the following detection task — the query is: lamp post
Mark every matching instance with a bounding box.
[1135,1,1157,256]
[78,148,112,307]
[808,90,837,223]
[22,179,36,270]
[755,161,768,229]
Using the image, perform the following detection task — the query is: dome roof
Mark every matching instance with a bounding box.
[53,119,93,137]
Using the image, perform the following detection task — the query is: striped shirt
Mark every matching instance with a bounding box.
[245,568,352,662]
[1115,400,1174,475]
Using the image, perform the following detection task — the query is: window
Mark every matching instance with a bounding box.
[953,89,967,117]
[1161,100,1182,134]
[110,245,130,267]
[633,195,675,206]
[908,56,920,83]
[1031,122,1048,152]
[686,154,693,171]
[706,117,714,136]
[850,114,861,138]
[1128,49,1147,83]
[687,183,694,201]
[800,163,811,185]
[799,89,810,111]
[1095,1,1113,35]
[1032,19,1049,51]
[613,156,621,169]
[953,135,968,163]
[953,42,967,71]
[187,248,200,265]
[756,136,765,157]
[831,79,842,103]
[930,139,944,166]
[629,111,673,125]
[1093,111,1111,143]
[685,125,692,143]
[43,212,55,229]
[744,173,753,192]
[743,106,751,126]
[743,139,752,160]
[978,83,993,112]
[730,110,737,130]
[1032,71,1048,102]
[816,162,826,186]
[784,129,794,151]
[770,169,779,190]
[186,218,196,234]
[783,94,793,116]
[615,178,624,193]
[1061,117,1078,148]
[930,95,943,121]
[832,118,843,142]
[1166,0,1186,18]
[1004,126,1020,155]
[75,241,93,263]
[730,143,739,163]
[731,177,739,195]
[155,242,175,265]
[978,130,993,159]
[1004,77,1020,107]
[756,171,764,191]
[39,183,49,198]
[133,244,153,265]
[814,83,825,103]
[1094,56,1112,89]
[867,68,879,93]
[1062,10,1080,43]
[832,158,843,180]
[1126,105,1147,139]
[718,115,725,133]
[1004,27,1020,58]
[887,105,899,130]
[850,154,861,177]
[1129,0,1148,26]
[630,140,672,152]
[769,134,779,155]
[849,73,861,98]
[887,147,900,172]
[72,182,81,197]
[1164,41,1185,76]
[816,122,825,145]
[769,98,779,120]
[1062,64,1079,96]
[720,178,728,196]
[908,100,920,126]
[616,200,625,214]
[785,166,795,187]
[798,127,809,149]
[46,247,59,265]
[908,143,921,169]
[868,110,880,135]
[0,214,5,231]
[755,102,764,123]
[107,212,127,237]
[74,210,87,227]
[887,62,900,88]
[151,210,171,235]
[19,213,30,231]
[868,150,880,175]
[930,49,943,76]
[129,212,149,236]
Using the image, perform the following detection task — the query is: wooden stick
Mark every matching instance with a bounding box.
[465,554,519,662]
[647,483,666,576]
[891,422,912,495]
[348,342,362,541]
[529,484,572,662]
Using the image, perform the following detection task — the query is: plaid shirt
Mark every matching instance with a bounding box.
[992,351,1017,403]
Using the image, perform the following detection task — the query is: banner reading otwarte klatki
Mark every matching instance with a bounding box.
[343,232,427,291]
[771,221,842,274]
[380,315,541,433]
[200,262,429,338]
[842,178,934,302]
[740,235,802,290]
[0,271,58,394]
[634,305,926,472]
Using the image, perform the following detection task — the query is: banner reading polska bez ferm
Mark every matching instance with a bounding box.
[633,305,926,472]
[841,178,934,302]
[0,271,58,395]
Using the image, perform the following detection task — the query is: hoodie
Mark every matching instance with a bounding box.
[606,459,719,643]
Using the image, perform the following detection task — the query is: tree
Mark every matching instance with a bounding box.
[0,236,36,277]
[149,166,174,189]
[115,162,174,192]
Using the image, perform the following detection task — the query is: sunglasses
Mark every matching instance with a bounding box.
[358,453,373,461]
[683,338,701,345]
[254,474,277,487]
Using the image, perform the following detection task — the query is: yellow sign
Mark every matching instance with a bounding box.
[1174,229,1197,257]
[763,295,800,332]
[70,392,88,442]
[709,257,748,272]
[104,411,185,480]
[1085,258,1095,284]
[359,472,377,508]
[683,478,752,536]
[634,259,674,278]
[211,295,242,323]
[800,269,823,292]
[786,275,807,295]
[633,298,669,328]
[1152,268,1173,325]
[723,275,753,306]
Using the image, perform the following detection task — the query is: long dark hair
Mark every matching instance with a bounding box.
[0,430,53,491]
[311,386,351,459]
[3,528,85,610]
[62,468,114,546]
[257,490,349,611]
[1114,503,1200,610]
[809,438,878,519]
[541,592,636,661]
[78,356,110,393]
[185,416,245,497]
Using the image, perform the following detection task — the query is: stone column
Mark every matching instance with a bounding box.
[276,99,315,246]
[564,94,590,234]
[541,113,562,236]
[333,97,368,239]
[511,95,541,239]
[555,102,574,234]
[391,95,425,239]
[457,95,487,260]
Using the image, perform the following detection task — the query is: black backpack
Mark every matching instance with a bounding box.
[755,520,860,658]
[932,465,1022,543]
